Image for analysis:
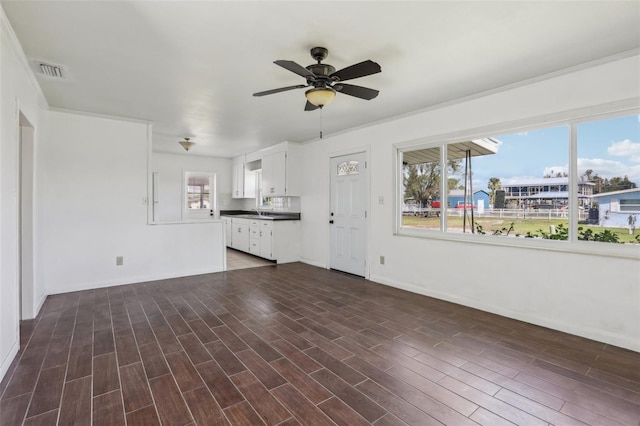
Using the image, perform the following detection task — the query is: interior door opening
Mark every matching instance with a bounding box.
[18,111,35,320]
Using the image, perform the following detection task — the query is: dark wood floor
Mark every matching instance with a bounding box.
[1,263,638,426]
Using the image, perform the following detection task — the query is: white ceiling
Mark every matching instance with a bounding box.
[3,1,639,158]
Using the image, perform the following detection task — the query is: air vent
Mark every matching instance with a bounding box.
[39,63,65,78]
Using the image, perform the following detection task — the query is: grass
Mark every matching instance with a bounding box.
[401,215,640,243]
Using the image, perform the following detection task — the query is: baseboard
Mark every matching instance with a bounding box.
[298,258,328,269]
[34,291,47,318]
[0,340,19,384]
[46,266,224,296]
[369,274,640,353]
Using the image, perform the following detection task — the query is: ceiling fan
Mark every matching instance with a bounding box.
[253,47,381,111]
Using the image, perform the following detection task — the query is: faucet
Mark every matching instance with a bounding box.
[251,208,261,216]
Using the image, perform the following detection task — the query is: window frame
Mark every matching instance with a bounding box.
[182,171,216,219]
[394,107,640,260]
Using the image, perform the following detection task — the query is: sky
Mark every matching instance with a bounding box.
[464,114,640,192]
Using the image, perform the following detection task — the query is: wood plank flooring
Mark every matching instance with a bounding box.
[1,262,638,425]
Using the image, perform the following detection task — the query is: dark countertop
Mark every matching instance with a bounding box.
[220,210,301,221]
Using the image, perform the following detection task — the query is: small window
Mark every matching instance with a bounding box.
[187,179,210,210]
[337,161,359,175]
[620,199,640,212]
[184,172,215,218]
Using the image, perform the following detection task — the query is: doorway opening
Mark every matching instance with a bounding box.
[18,111,35,320]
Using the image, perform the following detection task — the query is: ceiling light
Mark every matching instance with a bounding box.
[178,137,195,151]
[305,87,336,107]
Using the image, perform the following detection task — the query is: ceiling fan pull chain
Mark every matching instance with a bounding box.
[320,107,323,139]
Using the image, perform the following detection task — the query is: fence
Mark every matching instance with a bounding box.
[402,206,589,221]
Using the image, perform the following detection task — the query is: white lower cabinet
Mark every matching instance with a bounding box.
[259,221,273,260]
[223,217,233,247]
[231,218,249,252]
[249,220,261,256]
[223,216,299,263]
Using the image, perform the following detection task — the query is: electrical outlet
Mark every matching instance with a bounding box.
[116,256,124,266]
[380,255,385,265]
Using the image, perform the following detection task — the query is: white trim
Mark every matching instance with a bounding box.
[47,106,151,124]
[0,340,19,382]
[369,273,639,353]
[44,267,225,296]
[299,258,328,269]
[147,124,154,224]
[0,7,48,107]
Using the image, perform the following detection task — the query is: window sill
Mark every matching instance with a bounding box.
[396,227,640,260]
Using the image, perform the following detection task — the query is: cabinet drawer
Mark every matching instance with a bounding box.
[260,221,273,229]
[249,238,260,254]
[250,226,260,237]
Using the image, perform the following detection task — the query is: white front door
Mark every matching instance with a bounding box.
[330,152,368,276]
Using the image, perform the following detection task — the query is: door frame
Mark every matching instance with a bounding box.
[17,106,36,322]
[327,146,371,279]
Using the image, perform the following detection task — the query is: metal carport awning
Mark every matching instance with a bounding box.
[401,138,500,234]
[401,138,499,165]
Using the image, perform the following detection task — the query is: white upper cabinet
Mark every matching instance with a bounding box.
[261,151,287,197]
[231,155,244,199]
[253,142,301,197]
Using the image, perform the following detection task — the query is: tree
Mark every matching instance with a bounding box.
[586,172,637,194]
[403,159,462,207]
[487,177,502,205]
[543,170,568,178]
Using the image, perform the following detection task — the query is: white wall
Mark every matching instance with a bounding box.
[299,54,640,351]
[152,152,235,221]
[41,111,226,295]
[0,8,48,380]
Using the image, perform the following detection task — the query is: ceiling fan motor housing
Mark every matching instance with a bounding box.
[310,46,329,62]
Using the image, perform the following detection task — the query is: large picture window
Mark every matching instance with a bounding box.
[398,112,639,248]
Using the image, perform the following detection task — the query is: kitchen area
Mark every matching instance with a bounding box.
[151,141,302,271]
[222,141,301,267]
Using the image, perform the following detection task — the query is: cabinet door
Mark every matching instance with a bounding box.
[232,221,249,252]
[224,218,232,247]
[261,151,287,197]
[232,163,244,198]
[259,222,273,259]
[261,154,274,197]
[270,151,287,196]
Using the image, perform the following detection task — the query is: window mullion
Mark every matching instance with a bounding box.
[569,124,578,242]
[441,143,448,232]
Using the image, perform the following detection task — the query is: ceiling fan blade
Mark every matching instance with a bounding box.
[253,84,307,97]
[304,101,319,111]
[335,83,379,100]
[330,60,381,82]
[274,60,316,79]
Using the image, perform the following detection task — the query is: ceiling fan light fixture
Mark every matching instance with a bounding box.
[305,87,336,107]
[178,137,196,151]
